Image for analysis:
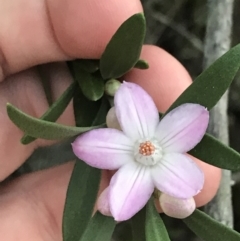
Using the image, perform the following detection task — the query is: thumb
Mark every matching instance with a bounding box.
[0,0,142,80]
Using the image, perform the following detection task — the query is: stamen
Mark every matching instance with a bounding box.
[134,138,162,166]
[139,141,155,156]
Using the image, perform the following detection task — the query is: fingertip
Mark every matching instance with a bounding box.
[193,157,221,207]
[48,0,143,58]
[0,0,143,78]
[124,45,192,112]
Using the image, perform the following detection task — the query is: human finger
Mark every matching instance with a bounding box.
[0,162,111,241]
[0,0,142,80]
[0,63,75,180]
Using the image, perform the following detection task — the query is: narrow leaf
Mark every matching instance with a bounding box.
[80,212,116,241]
[146,199,170,241]
[189,133,240,171]
[134,59,149,69]
[92,97,110,126]
[76,59,99,73]
[7,103,103,140]
[38,65,53,105]
[21,82,77,144]
[73,86,102,127]
[69,60,104,101]
[68,60,103,127]
[100,13,146,79]
[183,209,240,241]
[131,206,146,241]
[73,62,104,101]
[165,43,240,114]
[63,161,101,241]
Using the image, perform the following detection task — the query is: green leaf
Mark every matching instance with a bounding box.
[21,82,77,144]
[73,86,102,127]
[73,87,109,128]
[7,103,103,140]
[134,59,149,69]
[165,43,240,114]
[73,62,104,101]
[38,65,53,105]
[76,59,99,73]
[68,60,104,127]
[100,13,146,79]
[183,209,240,241]
[69,61,104,101]
[189,133,240,171]
[131,207,146,241]
[145,199,170,241]
[92,97,110,126]
[63,161,101,241]
[80,212,116,241]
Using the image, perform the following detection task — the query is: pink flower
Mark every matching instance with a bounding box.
[72,82,209,221]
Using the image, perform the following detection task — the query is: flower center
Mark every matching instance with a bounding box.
[134,139,163,166]
[139,141,155,156]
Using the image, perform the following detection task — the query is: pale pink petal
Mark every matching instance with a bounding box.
[156,103,209,153]
[109,162,154,221]
[97,187,112,217]
[106,107,121,130]
[72,128,133,170]
[151,153,204,198]
[114,82,159,141]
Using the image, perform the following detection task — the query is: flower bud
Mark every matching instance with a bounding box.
[105,79,121,97]
[106,107,121,130]
[159,193,196,219]
[97,187,112,217]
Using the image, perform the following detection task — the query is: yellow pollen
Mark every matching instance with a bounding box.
[139,141,155,156]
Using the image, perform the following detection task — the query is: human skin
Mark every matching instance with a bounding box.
[0,0,221,240]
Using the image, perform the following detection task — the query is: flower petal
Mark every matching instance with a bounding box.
[156,103,209,153]
[109,162,154,221]
[151,153,204,198]
[72,128,133,170]
[106,107,121,130]
[97,187,112,217]
[114,82,159,141]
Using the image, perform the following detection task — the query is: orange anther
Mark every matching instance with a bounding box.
[139,141,155,156]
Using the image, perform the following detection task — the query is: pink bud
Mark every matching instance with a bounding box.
[97,187,112,217]
[159,193,196,219]
[106,107,121,130]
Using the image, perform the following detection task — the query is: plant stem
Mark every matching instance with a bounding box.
[203,0,234,228]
